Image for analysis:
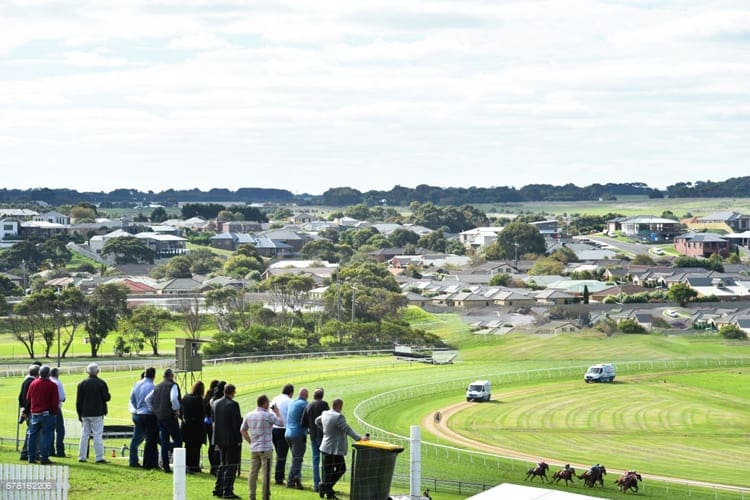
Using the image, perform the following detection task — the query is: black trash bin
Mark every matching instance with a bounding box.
[350,440,405,500]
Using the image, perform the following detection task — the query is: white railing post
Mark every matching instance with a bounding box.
[410,425,421,499]
[173,447,186,500]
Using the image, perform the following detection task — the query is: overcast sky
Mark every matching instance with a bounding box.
[1,1,748,195]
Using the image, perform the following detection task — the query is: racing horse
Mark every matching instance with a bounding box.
[550,467,576,486]
[579,464,607,487]
[524,461,549,482]
[615,471,642,493]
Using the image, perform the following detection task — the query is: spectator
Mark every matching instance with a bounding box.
[302,388,329,493]
[26,365,59,465]
[146,368,182,473]
[208,380,226,476]
[48,367,67,458]
[204,380,220,475]
[240,394,282,500]
[270,383,293,485]
[18,362,41,461]
[129,367,158,469]
[285,388,309,489]
[315,398,368,499]
[212,384,242,499]
[181,380,207,473]
[76,362,111,464]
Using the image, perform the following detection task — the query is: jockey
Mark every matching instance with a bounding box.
[564,464,571,471]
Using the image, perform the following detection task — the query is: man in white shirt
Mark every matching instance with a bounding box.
[270,383,293,485]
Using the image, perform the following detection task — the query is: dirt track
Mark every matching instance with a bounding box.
[421,400,750,494]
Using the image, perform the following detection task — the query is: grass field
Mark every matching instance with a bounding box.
[1,309,750,498]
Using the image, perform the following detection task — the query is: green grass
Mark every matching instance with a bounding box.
[2,311,750,498]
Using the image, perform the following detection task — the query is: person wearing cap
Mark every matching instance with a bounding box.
[18,362,42,461]
[146,368,182,473]
[76,362,111,463]
[26,365,59,464]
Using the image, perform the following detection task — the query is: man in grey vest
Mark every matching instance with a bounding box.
[146,368,181,473]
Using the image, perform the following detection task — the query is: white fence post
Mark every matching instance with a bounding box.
[173,447,186,500]
[410,425,421,499]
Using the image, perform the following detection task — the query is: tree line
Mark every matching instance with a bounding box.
[5,176,750,207]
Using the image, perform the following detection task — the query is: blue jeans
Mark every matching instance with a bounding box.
[158,417,181,469]
[285,435,306,484]
[47,411,66,457]
[130,414,149,466]
[310,436,322,491]
[27,412,55,462]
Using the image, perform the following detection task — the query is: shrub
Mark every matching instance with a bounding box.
[719,325,748,340]
[618,318,648,334]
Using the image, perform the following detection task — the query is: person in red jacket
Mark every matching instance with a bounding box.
[26,365,59,464]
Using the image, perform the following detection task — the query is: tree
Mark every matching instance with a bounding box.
[102,237,155,264]
[388,228,419,247]
[582,285,590,304]
[179,293,203,339]
[85,283,129,357]
[260,274,315,314]
[300,239,338,262]
[185,248,222,274]
[150,206,168,223]
[719,324,747,340]
[0,275,23,296]
[529,257,564,276]
[618,318,647,334]
[632,254,655,266]
[667,283,698,307]
[41,238,72,268]
[129,305,171,355]
[487,221,546,261]
[488,273,511,286]
[69,203,97,221]
[418,229,446,252]
[164,256,193,278]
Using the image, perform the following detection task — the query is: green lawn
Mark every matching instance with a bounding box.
[1,311,750,498]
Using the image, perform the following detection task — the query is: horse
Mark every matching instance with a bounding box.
[524,462,549,482]
[615,471,642,493]
[579,465,607,487]
[550,467,576,486]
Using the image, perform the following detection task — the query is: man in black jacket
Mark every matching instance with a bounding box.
[146,368,182,473]
[76,362,111,463]
[212,384,242,499]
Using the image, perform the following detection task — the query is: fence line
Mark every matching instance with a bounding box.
[353,358,750,498]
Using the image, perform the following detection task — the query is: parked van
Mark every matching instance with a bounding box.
[466,380,491,402]
[584,363,616,383]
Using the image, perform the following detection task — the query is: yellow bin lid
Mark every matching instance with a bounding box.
[353,439,404,452]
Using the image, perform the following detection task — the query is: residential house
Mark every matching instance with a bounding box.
[688,211,750,233]
[616,216,682,241]
[157,277,203,295]
[458,227,503,250]
[674,232,730,258]
[530,219,559,240]
[0,208,38,220]
[21,220,67,237]
[34,211,70,225]
[0,219,20,240]
[216,220,264,233]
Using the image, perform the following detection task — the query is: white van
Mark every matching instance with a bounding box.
[584,363,616,383]
[466,380,491,402]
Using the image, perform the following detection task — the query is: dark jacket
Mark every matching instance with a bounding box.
[302,399,330,442]
[76,375,111,418]
[19,375,35,414]
[151,378,181,421]
[212,396,242,448]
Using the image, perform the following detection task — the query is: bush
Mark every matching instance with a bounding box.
[719,325,748,340]
[618,318,648,334]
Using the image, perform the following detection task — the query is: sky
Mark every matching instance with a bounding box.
[1,1,749,195]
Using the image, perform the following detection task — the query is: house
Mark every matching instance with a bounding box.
[614,216,682,241]
[157,277,203,295]
[21,220,67,237]
[533,289,575,305]
[0,208,38,220]
[458,227,503,249]
[536,320,581,334]
[216,220,264,233]
[530,219,559,239]
[688,211,750,233]
[674,232,730,258]
[34,211,70,225]
[0,219,20,240]
[491,289,537,307]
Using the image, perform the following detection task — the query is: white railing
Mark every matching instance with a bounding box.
[0,464,69,499]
